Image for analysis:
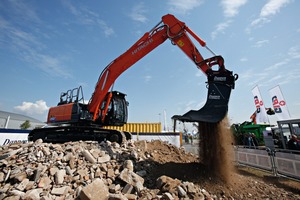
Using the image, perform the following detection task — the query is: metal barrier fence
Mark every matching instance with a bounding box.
[235,146,300,180]
[275,151,300,179]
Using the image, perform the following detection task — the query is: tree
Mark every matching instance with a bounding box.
[20,120,31,130]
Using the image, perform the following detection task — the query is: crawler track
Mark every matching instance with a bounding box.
[28,126,131,144]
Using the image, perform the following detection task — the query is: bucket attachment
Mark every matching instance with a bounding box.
[172,56,238,123]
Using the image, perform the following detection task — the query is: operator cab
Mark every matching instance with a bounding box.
[100,91,128,126]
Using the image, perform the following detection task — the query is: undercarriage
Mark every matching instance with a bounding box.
[28,125,132,144]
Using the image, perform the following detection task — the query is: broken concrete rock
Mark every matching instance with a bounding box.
[0,139,222,199]
[156,175,181,193]
[118,168,144,192]
[79,178,109,200]
[82,150,97,164]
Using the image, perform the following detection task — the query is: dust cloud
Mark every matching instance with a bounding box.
[199,116,236,183]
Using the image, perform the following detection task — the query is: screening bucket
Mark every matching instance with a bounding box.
[173,69,237,123]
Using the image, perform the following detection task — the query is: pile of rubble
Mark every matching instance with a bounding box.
[0,139,215,200]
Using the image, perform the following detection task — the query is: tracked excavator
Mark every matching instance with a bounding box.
[28,14,238,144]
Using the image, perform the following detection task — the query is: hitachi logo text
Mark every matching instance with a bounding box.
[132,38,153,55]
[214,77,226,81]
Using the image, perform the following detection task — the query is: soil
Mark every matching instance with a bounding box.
[134,118,300,199]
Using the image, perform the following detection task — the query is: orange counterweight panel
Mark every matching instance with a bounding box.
[47,103,74,123]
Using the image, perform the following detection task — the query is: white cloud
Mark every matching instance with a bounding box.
[265,60,288,70]
[252,39,269,48]
[260,0,291,17]
[0,4,72,78]
[195,99,206,108]
[184,100,197,112]
[246,72,269,86]
[144,75,152,83]
[266,69,300,86]
[3,1,41,24]
[238,69,271,87]
[96,19,115,37]
[129,2,148,23]
[27,51,72,79]
[265,46,299,71]
[167,0,204,15]
[221,0,248,17]
[211,20,232,40]
[63,1,115,37]
[182,99,206,112]
[266,75,282,82]
[240,57,248,62]
[261,46,300,86]
[211,0,247,40]
[288,46,300,59]
[249,0,292,28]
[14,100,49,115]
[239,69,254,80]
[250,17,271,27]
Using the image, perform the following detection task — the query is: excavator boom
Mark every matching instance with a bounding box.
[30,14,237,144]
[88,14,237,124]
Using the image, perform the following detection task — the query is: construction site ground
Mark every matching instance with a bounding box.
[1,115,300,199]
[136,139,300,199]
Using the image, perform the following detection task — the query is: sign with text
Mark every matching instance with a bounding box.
[252,86,268,124]
[269,85,291,120]
[0,129,29,146]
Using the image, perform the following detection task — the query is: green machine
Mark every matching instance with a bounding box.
[232,122,271,146]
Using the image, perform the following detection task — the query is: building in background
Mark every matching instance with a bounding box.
[0,110,45,130]
[0,110,45,146]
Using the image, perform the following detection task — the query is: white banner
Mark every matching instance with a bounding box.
[132,133,180,147]
[269,85,291,120]
[0,129,29,146]
[252,86,268,124]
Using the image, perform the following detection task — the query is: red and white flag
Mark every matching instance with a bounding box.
[269,85,291,120]
[252,86,268,124]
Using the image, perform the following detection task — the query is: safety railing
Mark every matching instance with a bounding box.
[235,146,300,181]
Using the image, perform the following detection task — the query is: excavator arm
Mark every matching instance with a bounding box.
[30,14,237,144]
[88,14,237,124]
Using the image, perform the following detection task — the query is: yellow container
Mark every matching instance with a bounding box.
[104,123,162,133]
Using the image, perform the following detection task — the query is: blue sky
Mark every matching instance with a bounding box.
[0,0,299,129]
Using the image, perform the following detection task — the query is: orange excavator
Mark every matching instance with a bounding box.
[28,14,238,143]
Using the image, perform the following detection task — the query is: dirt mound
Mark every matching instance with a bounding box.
[134,140,198,164]
[133,120,300,199]
[133,138,300,199]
